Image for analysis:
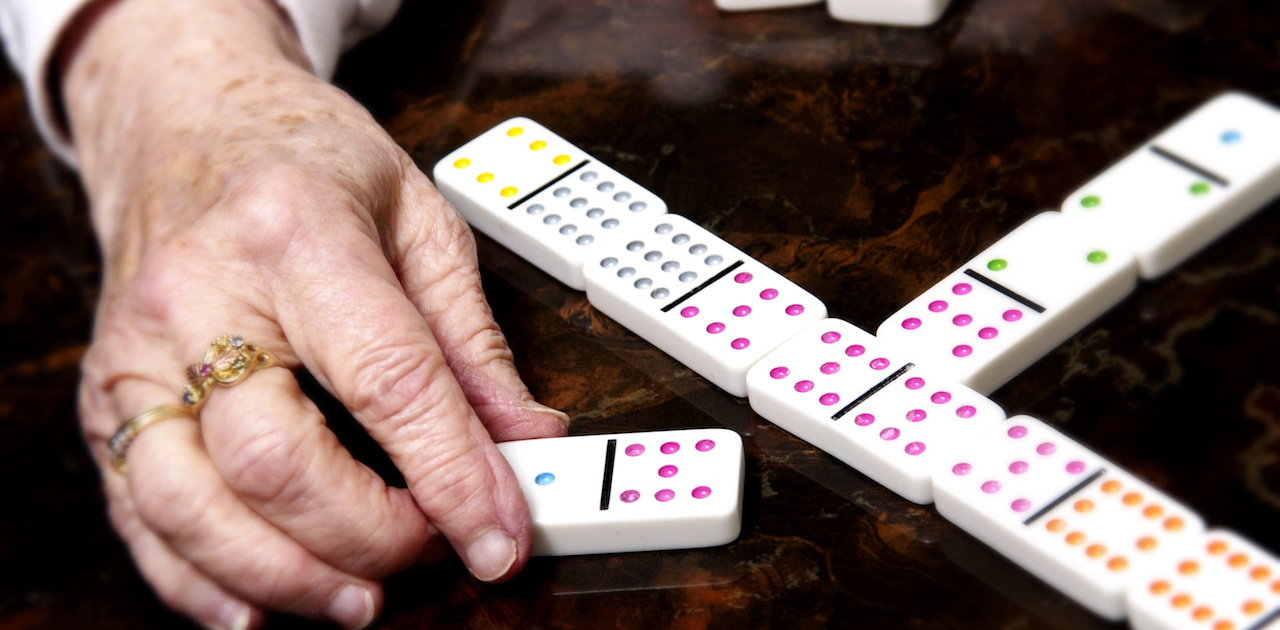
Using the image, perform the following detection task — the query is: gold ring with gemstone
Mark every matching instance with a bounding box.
[181,334,281,411]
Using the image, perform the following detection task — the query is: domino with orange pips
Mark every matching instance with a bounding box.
[1127,529,1280,630]
[932,416,1204,621]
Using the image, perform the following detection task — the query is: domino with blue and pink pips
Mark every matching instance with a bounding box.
[432,117,668,290]
[876,211,1137,395]
[582,212,828,398]
[745,318,1005,504]
[932,416,1205,621]
[1062,92,1280,279]
[496,428,745,556]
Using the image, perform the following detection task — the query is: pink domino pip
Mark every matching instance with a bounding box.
[933,416,1204,621]
[876,211,1136,395]
[583,213,827,397]
[745,318,1005,504]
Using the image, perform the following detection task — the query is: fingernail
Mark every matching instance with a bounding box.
[327,584,374,630]
[210,601,249,630]
[466,527,517,582]
[523,398,571,429]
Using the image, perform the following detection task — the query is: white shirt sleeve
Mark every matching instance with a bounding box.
[0,0,402,165]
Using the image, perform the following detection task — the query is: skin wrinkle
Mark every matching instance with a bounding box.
[349,341,461,432]
[398,440,506,552]
[441,322,522,397]
[453,325,519,373]
[147,467,354,617]
[131,444,223,545]
[211,396,422,575]
[219,418,318,508]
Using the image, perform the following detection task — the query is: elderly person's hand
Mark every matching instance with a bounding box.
[62,0,568,628]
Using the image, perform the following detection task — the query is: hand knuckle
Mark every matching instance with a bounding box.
[348,343,454,426]
[459,316,514,364]
[215,166,329,260]
[219,425,312,506]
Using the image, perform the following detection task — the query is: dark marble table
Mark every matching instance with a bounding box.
[3,0,1280,627]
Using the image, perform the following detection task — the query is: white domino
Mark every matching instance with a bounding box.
[932,416,1205,621]
[1062,92,1280,279]
[827,0,952,26]
[432,117,668,290]
[875,211,1137,395]
[745,318,1005,504]
[714,0,822,12]
[583,213,828,397]
[1127,529,1280,630]
[496,428,745,556]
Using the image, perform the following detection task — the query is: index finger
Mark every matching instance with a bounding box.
[271,204,534,582]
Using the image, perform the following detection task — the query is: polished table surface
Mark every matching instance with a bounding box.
[4,0,1280,628]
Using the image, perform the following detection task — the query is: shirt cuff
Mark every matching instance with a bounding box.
[275,0,401,80]
[0,0,402,166]
[0,0,93,164]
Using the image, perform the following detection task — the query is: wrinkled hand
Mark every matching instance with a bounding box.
[63,1,567,628]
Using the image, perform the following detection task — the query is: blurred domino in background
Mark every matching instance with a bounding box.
[1062,92,1280,278]
[933,416,1204,621]
[497,428,745,556]
[1127,529,1280,630]
[714,0,822,11]
[583,213,827,397]
[745,318,1005,504]
[827,0,952,26]
[433,117,667,290]
[876,211,1137,395]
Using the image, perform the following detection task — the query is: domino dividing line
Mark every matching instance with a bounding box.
[829,362,914,420]
[599,438,617,510]
[961,268,1046,314]
[507,159,592,209]
[1148,146,1229,188]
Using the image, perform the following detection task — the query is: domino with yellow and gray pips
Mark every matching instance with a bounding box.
[432,117,667,290]
[583,212,828,397]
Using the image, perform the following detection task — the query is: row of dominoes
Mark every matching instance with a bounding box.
[430,91,1280,628]
[714,0,954,28]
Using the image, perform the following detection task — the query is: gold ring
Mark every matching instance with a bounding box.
[109,404,197,474]
[181,334,281,411]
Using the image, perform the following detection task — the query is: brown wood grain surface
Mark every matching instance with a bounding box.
[3,1,1279,627]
